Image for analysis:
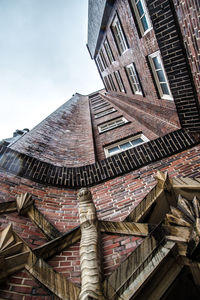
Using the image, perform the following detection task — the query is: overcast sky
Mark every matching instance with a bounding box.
[0,0,103,140]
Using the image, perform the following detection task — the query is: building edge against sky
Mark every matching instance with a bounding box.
[0,0,200,299]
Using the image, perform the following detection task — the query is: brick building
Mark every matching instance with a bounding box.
[0,0,200,299]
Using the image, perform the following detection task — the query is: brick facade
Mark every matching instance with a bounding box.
[11,94,95,167]
[1,0,200,298]
[0,144,200,298]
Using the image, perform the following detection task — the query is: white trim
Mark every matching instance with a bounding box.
[104,134,149,157]
[104,38,115,63]
[126,63,142,95]
[94,108,116,119]
[131,0,152,36]
[98,117,128,133]
[114,70,126,92]
[112,15,128,54]
[149,51,173,100]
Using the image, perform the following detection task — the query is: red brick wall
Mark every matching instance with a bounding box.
[0,146,200,300]
[0,144,200,297]
[11,94,95,167]
[95,0,200,131]
[90,92,180,160]
[0,270,58,300]
[95,0,179,123]
[173,0,200,104]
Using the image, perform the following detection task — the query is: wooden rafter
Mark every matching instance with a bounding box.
[99,220,154,237]
[125,171,177,224]
[0,193,61,240]
[33,226,81,259]
[0,224,81,299]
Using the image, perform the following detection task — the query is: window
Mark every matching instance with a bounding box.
[98,117,128,133]
[99,49,108,69]
[92,100,104,107]
[104,38,115,63]
[104,76,112,91]
[131,0,152,35]
[93,103,110,111]
[93,101,107,109]
[108,74,117,91]
[104,134,149,157]
[111,15,128,54]
[114,70,126,92]
[125,63,142,94]
[94,108,116,119]
[149,51,173,100]
[96,56,104,72]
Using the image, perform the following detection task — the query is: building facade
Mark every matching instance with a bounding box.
[0,0,200,299]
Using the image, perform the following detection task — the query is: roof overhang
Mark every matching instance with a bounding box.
[87,0,115,59]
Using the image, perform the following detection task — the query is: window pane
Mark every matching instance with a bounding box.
[108,146,119,154]
[136,0,144,17]
[157,70,166,82]
[120,142,132,150]
[153,56,161,69]
[131,138,143,145]
[141,15,149,31]
[161,83,170,95]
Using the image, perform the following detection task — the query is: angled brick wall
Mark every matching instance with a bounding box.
[146,0,200,131]
[10,94,95,167]
[172,0,200,104]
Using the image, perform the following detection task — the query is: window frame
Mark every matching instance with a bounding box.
[96,56,104,72]
[104,134,149,157]
[108,74,117,92]
[148,51,173,100]
[104,76,112,91]
[98,116,128,133]
[94,108,116,119]
[125,63,142,95]
[99,49,108,69]
[114,70,126,93]
[104,38,115,64]
[111,14,128,55]
[130,0,152,36]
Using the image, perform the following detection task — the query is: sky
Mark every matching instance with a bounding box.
[0,0,103,140]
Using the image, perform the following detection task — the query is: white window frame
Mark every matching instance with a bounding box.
[104,38,115,64]
[111,15,128,55]
[125,63,142,95]
[104,75,112,91]
[98,117,128,133]
[99,49,108,69]
[131,0,152,36]
[149,51,173,100]
[93,102,110,111]
[104,134,149,157]
[114,70,126,92]
[108,74,117,91]
[96,56,104,72]
[94,108,116,119]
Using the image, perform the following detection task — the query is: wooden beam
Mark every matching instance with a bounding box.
[0,201,17,214]
[120,242,182,300]
[189,262,200,286]
[27,205,61,240]
[99,220,153,236]
[103,228,165,299]
[33,226,81,259]
[126,172,176,224]
[26,252,80,300]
